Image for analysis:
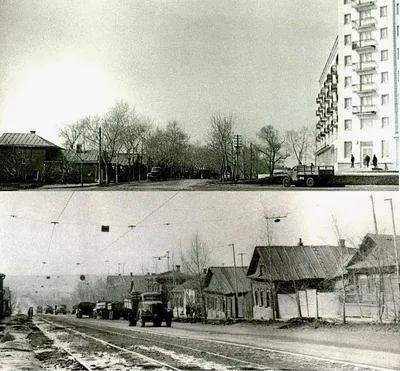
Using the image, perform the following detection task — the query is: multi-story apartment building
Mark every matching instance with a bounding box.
[316,0,399,172]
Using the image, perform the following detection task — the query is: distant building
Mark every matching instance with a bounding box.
[315,0,399,172]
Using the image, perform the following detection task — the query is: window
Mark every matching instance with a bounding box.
[344,34,351,45]
[344,14,351,24]
[361,74,373,84]
[380,6,388,17]
[381,94,389,105]
[381,72,389,83]
[254,291,259,306]
[344,97,352,109]
[360,10,371,19]
[360,119,373,129]
[361,53,372,62]
[382,140,390,158]
[397,26,399,37]
[361,95,373,106]
[345,76,352,87]
[381,28,388,39]
[345,55,352,66]
[360,31,372,40]
[344,142,352,158]
[344,119,352,131]
[382,117,389,127]
[381,50,389,61]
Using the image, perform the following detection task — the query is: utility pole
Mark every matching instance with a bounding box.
[370,194,379,234]
[166,251,170,271]
[233,134,242,182]
[384,198,399,321]
[98,126,102,185]
[238,252,246,267]
[229,244,240,318]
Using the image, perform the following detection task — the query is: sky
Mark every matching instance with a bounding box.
[1,191,399,277]
[0,0,338,146]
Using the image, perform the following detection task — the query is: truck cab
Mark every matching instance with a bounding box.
[127,291,173,327]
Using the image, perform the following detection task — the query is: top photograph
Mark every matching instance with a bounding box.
[0,0,398,191]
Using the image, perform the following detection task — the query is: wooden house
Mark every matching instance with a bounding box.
[203,266,252,320]
[247,240,356,320]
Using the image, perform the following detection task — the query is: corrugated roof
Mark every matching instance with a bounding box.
[347,234,400,270]
[248,245,355,281]
[204,266,251,295]
[0,132,60,148]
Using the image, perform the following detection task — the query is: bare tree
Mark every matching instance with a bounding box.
[257,125,290,176]
[207,113,235,181]
[285,126,314,165]
[180,233,210,323]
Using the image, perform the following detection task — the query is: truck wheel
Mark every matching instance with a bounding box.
[305,177,315,187]
[166,319,172,327]
[282,176,291,187]
[98,311,102,319]
[109,311,113,320]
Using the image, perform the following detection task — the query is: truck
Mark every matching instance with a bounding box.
[282,165,334,188]
[76,302,95,318]
[93,301,110,319]
[107,301,126,320]
[126,291,173,327]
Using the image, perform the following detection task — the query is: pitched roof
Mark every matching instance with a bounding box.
[62,149,99,163]
[0,132,60,148]
[247,245,356,281]
[204,266,251,295]
[346,233,400,270]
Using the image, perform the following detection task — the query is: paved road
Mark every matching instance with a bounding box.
[37,179,398,191]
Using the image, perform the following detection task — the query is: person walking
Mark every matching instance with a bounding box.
[350,154,355,168]
[372,154,378,168]
[364,154,371,168]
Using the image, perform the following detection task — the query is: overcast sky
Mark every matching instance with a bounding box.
[0,0,337,146]
[1,191,399,276]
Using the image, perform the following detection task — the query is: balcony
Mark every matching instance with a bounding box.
[351,0,377,11]
[352,39,377,53]
[353,60,377,73]
[352,82,378,94]
[353,105,378,116]
[352,17,377,31]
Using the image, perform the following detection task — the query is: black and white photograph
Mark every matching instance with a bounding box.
[0,0,399,370]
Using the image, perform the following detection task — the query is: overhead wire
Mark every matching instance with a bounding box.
[73,192,180,269]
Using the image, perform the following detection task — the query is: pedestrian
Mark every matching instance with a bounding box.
[372,154,378,168]
[350,154,355,168]
[364,154,370,168]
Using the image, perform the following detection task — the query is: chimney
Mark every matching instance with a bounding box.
[298,238,303,246]
[339,239,346,248]
[30,131,36,135]
[175,265,180,272]
[76,144,82,153]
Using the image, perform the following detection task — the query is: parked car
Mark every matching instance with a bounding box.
[36,305,43,314]
[55,304,67,315]
[147,167,166,181]
[45,305,54,314]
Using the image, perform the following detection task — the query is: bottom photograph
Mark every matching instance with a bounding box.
[0,191,399,371]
